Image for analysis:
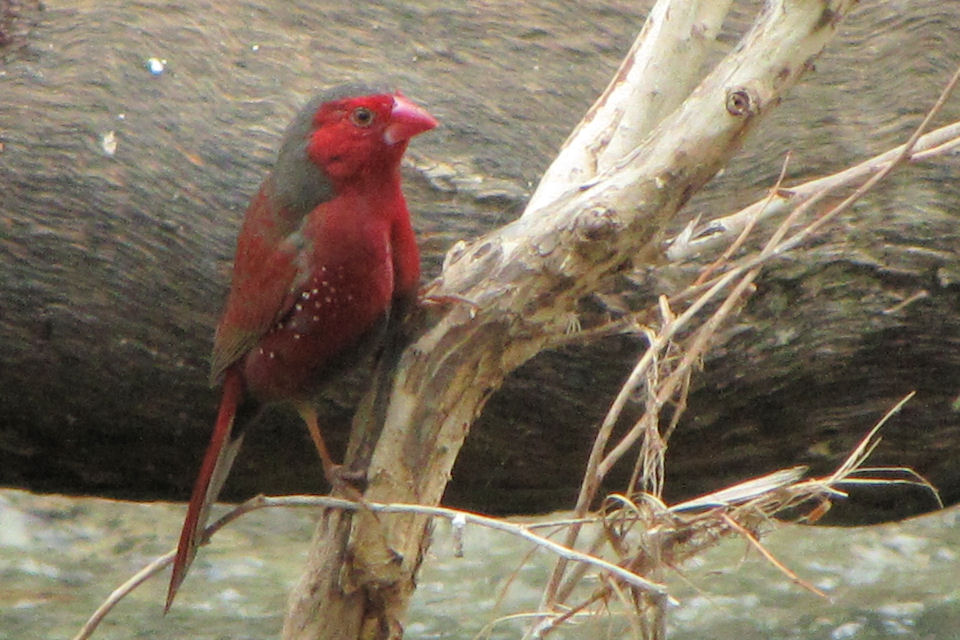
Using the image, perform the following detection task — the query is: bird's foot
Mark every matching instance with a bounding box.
[324,463,368,500]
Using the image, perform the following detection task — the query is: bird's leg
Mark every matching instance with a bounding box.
[296,403,366,496]
[297,403,337,480]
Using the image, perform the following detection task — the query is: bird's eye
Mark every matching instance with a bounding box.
[350,107,374,127]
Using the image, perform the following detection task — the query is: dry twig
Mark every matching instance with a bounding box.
[73,496,666,640]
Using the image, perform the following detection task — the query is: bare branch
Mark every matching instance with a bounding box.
[670,62,960,261]
[73,553,174,640]
[526,0,733,211]
[667,120,960,260]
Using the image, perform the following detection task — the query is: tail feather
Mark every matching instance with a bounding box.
[165,367,246,612]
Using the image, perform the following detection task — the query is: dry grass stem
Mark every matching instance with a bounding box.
[527,62,960,640]
[719,513,828,599]
[539,154,797,620]
[528,397,939,638]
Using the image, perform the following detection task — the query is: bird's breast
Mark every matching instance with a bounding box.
[241,226,395,402]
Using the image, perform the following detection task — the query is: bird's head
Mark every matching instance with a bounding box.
[305,90,437,181]
[272,86,436,214]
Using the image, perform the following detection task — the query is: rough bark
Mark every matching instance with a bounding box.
[1,0,958,539]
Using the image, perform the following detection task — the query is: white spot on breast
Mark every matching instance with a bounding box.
[268,351,276,359]
[325,296,332,303]
[293,333,301,340]
[295,303,303,311]
[313,315,320,321]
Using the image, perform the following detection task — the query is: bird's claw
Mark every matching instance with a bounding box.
[324,463,368,495]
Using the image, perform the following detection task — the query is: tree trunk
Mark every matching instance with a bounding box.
[1,0,957,538]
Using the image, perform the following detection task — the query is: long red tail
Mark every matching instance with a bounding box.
[165,367,246,612]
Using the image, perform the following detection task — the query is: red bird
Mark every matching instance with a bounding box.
[166,85,437,610]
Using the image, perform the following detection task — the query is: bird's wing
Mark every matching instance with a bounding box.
[209,187,308,384]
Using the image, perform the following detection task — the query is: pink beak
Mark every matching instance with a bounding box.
[384,94,438,145]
